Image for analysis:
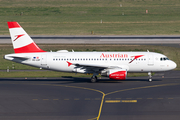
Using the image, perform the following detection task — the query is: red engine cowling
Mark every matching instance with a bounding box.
[101,69,127,80]
[109,70,127,80]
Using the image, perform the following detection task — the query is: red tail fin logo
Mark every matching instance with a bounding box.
[13,34,25,41]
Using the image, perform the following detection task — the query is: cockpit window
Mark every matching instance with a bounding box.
[160,57,169,61]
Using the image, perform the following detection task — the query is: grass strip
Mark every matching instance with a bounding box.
[0,0,180,35]
[0,71,148,78]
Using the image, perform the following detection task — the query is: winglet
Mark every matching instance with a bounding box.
[7,21,46,53]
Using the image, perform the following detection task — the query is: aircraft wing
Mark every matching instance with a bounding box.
[67,61,122,69]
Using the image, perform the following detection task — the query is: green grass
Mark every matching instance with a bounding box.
[0,71,82,78]
[0,0,180,35]
[0,71,149,78]
[0,0,180,77]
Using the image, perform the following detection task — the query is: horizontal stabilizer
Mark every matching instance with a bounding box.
[4,54,30,61]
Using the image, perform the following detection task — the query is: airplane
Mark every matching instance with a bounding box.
[4,22,177,82]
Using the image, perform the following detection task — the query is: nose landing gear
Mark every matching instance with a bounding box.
[148,72,152,82]
[91,76,97,83]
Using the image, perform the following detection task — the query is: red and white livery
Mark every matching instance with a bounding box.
[4,22,177,82]
[8,22,45,53]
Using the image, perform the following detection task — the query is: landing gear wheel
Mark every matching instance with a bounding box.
[91,76,97,83]
[148,72,152,82]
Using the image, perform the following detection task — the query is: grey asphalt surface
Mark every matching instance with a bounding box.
[1,35,180,119]
[0,70,180,120]
[1,35,180,45]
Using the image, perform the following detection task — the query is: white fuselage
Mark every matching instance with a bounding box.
[4,51,177,74]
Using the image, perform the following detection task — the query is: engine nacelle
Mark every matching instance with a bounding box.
[109,70,127,80]
[101,69,127,80]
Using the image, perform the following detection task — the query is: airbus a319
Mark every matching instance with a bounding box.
[4,22,177,82]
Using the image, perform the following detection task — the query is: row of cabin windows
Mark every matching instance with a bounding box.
[53,58,146,61]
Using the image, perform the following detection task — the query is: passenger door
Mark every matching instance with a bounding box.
[148,54,154,66]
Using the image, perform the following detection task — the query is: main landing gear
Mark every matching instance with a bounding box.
[91,75,97,83]
[148,72,152,82]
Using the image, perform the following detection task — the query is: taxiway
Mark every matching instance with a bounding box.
[0,71,179,120]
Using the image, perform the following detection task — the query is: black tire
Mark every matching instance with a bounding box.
[91,76,97,83]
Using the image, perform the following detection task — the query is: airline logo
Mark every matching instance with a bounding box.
[100,53,128,58]
[32,56,40,61]
[129,55,144,63]
[13,34,25,41]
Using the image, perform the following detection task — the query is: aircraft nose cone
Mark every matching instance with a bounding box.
[171,61,177,69]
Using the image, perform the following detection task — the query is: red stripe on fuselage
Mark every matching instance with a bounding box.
[7,22,21,29]
[14,42,46,53]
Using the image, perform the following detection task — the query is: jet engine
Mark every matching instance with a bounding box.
[101,68,127,80]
